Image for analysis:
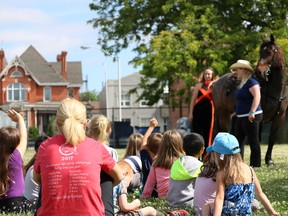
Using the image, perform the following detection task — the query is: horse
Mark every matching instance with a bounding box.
[212,34,288,166]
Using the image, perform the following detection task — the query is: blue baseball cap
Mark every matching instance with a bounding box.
[206,132,240,155]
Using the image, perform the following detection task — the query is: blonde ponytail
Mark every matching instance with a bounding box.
[56,98,87,145]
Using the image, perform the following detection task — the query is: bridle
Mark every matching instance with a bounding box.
[257,44,287,122]
[260,45,278,82]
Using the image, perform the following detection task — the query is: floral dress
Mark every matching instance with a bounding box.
[222,167,254,215]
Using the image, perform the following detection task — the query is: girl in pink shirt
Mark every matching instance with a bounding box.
[194,153,217,215]
[141,130,185,199]
[33,98,124,216]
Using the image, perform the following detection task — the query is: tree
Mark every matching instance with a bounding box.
[80,90,99,102]
[28,126,39,141]
[46,116,56,137]
[88,0,288,105]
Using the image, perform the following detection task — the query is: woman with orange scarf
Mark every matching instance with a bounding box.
[189,68,216,156]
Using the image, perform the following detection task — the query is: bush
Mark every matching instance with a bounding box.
[28,126,39,141]
[46,116,56,137]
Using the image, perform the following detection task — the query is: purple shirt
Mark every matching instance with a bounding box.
[0,149,24,199]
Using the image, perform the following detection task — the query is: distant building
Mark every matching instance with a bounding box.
[99,72,169,132]
[0,46,82,134]
[169,78,190,128]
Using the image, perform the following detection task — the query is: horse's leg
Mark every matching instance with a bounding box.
[265,113,286,166]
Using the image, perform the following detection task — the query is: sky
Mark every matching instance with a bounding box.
[0,0,137,93]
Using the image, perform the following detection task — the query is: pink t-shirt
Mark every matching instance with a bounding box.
[141,166,170,199]
[34,135,116,216]
[194,177,216,215]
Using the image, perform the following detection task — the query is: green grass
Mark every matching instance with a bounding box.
[4,144,287,215]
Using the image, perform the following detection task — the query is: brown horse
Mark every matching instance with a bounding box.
[212,34,288,166]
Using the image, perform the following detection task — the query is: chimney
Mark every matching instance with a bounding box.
[0,49,6,72]
[57,51,67,80]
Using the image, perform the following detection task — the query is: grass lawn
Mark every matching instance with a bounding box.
[3,144,287,215]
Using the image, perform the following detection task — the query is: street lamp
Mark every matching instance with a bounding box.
[80,46,122,121]
[103,62,109,119]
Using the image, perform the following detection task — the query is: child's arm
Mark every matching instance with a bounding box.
[118,193,141,212]
[7,109,27,158]
[213,171,225,216]
[141,118,158,149]
[253,169,280,216]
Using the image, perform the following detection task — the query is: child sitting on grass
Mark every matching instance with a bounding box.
[0,110,35,213]
[140,118,163,198]
[193,153,218,215]
[141,130,185,199]
[114,160,163,216]
[208,132,279,216]
[124,133,143,158]
[88,114,119,216]
[166,133,205,208]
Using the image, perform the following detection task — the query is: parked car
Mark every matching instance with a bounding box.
[176,117,191,138]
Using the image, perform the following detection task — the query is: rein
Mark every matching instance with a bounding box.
[261,85,287,123]
[262,47,278,81]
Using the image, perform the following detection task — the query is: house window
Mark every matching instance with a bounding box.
[44,87,51,101]
[68,88,74,98]
[139,100,148,107]
[7,83,26,102]
[11,70,22,77]
[121,94,130,107]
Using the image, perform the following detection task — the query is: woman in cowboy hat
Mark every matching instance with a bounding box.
[230,59,263,167]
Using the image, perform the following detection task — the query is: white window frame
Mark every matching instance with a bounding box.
[44,87,52,101]
[139,100,149,107]
[7,83,26,102]
[121,93,131,107]
[11,70,22,77]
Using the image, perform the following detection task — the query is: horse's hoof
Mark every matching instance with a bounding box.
[266,159,275,166]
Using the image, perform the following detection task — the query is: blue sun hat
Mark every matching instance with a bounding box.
[206,132,240,159]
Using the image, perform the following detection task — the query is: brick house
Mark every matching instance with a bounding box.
[0,45,82,134]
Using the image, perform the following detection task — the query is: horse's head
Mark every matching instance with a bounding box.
[255,34,284,81]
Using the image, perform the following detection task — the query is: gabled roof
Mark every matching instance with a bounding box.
[0,56,29,77]
[20,45,68,86]
[49,61,83,87]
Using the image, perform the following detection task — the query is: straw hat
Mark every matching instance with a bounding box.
[230,59,254,72]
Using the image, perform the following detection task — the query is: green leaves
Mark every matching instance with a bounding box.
[88,0,288,105]
[80,90,99,102]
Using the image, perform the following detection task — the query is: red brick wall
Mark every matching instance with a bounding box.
[169,78,190,129]
[0,66,69,103]
[52,86,68,101]
[73,87,80,100]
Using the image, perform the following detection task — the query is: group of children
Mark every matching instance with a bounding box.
[0,108,280,215]
[107,117,279,216]
[93,116,279,216]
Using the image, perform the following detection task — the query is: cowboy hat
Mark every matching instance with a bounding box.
[230,59,254,72]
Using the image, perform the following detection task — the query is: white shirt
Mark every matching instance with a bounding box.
[24,165,40,202]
